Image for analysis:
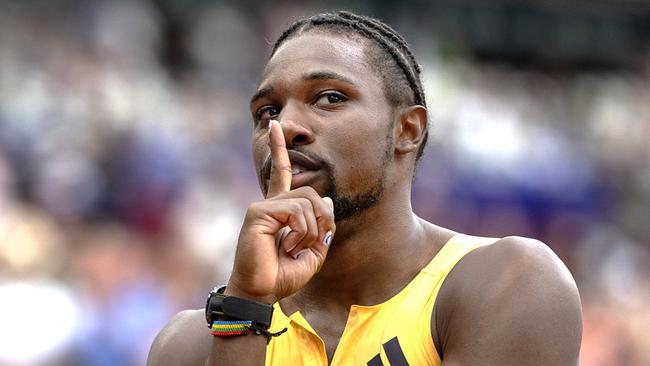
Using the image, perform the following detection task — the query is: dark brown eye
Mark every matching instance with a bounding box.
[255,106,281,124]
[315,92,347,106]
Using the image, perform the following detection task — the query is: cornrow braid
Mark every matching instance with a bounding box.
[338,11,422,74]
[314,17,425,108]
[337,11,426,107]
[271,18,308,55]
[269,11,429,161]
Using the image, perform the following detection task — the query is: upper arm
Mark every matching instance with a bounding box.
[435,237,582,365]
[147,309,212,366]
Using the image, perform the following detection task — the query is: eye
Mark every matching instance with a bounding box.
[314,91,347,107]
[254,105,281,124]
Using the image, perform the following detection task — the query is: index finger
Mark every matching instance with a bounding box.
[267,119,292,197]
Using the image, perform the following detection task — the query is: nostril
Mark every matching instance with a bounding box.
[292,134,309,145]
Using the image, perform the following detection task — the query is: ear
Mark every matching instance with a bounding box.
[394,105,428,155]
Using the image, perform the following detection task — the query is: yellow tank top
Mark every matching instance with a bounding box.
[265,234,497,365]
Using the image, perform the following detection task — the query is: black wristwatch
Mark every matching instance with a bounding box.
[204,286,274,329]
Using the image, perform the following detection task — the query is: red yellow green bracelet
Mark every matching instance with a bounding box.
[210,320,288,344]
[210,320,252,336]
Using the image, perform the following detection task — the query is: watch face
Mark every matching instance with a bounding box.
[205,291,212,326]
[205,286,223,326]
[205,287,227,326]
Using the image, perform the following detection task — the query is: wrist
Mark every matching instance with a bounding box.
[205,285,286,344]
[205,286,275,328]
[225,281,276,305]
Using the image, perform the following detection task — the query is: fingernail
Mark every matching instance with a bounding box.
[268,120,274,132]
[293,249,309,260]
[323,231,333,247]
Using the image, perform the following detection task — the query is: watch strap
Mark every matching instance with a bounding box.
[206,286,274,329]
[220,296,274,328]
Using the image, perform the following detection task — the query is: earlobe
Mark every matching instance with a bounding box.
[394,105,428,155]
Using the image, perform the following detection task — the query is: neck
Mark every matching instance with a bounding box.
[297,186,437,309]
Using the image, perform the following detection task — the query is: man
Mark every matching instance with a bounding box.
[148,11,582,365]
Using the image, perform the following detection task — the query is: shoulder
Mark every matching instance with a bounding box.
[454,235,578,292]
[147,309,212,366]
[434,236,582,365]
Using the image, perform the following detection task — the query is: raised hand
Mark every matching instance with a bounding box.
[226,120,335,304]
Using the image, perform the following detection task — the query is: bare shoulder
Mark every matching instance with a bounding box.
[435,236,582,365]
[459,236,579,292]
[147,309,212,366]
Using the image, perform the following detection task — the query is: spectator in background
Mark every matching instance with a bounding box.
[0,1,648,365]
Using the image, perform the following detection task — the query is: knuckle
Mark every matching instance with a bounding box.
[293,186,310,193]
[305,230,318,243]
[267,191,288,200]
[318,217,334,233]
[298,197,313,209]
[270,141,287,149]
[246,201,263,215]
[318,205,335,222]
[326,209,335,221]
[295,186,319,197]
[272,162,292,172]
[307,187,321,198]
[289,201,303,214]
[304,223,318,240]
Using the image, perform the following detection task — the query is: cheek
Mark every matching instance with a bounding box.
[328,120,391,185]
[331,115,390,158]
[251,134,268,173]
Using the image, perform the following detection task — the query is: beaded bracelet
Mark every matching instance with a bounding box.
[211,320,252,336]
[210,320,287,344]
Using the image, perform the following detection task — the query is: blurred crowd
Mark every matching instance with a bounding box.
[0,1,648,365]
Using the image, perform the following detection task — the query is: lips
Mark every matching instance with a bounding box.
[263,150,323,181]
[289,169,321,189]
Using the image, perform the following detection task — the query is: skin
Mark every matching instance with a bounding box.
[147,31,582,366]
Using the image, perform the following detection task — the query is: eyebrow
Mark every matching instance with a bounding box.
[250,86,273,105]
[301,71,356,85]
[250,71,357,105]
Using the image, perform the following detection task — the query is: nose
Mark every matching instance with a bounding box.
[277,105,314,147]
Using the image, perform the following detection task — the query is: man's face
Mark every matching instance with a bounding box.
[250,31,395,221]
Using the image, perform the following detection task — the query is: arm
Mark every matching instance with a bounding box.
[434,237,582,365]
[147,310,211,366]
[146,308,269,366]
[148,120,335,366]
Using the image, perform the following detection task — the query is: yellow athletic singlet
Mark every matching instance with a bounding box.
[265,234,498,366]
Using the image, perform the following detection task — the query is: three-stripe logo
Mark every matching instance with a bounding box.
[366,337,409,366]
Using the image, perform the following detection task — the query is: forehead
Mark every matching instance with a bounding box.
[257,31,382,91]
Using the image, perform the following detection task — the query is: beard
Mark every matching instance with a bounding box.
[322,128,393,222]
[260,126,393,223]
[321,161,385,222]
[295,139,391,223]
[261,151,387,222]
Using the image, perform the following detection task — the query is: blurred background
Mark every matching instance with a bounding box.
[0,0,648,365]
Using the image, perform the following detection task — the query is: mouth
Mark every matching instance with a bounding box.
[262,150,325,190]
[288,167,321,190]
[291,164,317,176]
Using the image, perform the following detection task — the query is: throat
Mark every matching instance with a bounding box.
[281,294,353,364]
[304,216,452,307]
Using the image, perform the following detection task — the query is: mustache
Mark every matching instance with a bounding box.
[260,149,333,192]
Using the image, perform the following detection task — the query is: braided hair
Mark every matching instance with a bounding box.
[270,11,429,161]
